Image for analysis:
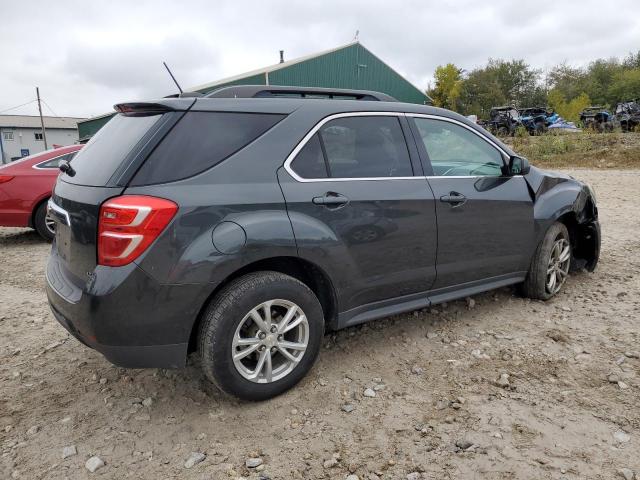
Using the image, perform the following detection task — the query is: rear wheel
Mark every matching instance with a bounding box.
[522,222,571,300]
[198,271,324,400]
[33,201,54,241]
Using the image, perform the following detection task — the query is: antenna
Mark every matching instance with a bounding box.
[163,61,183,94]
[354,30,359,41]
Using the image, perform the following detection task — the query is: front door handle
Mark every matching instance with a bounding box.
[440,191,466,207]
[312,192,349,208]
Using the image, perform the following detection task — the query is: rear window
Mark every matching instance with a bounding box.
[130,112,285,186]
[62,114,161,186]
[36,151,79,169]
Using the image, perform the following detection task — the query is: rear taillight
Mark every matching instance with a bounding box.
[98,195,177,267]
[0,175,14,184]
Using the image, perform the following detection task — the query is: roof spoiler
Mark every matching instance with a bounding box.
[206,85,397,102]
[113,102,176,115]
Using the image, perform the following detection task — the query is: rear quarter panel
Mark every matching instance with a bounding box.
[123,108,320,287]
[0,168,57,227]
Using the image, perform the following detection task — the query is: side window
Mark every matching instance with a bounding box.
[36,151,78,169]
[289,134,328,179]
[320,116,412,178]
[131,112,285,186]
[414,118,505,177]
[289,116,413,179]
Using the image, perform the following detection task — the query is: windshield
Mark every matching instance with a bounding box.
[61,113,161,186]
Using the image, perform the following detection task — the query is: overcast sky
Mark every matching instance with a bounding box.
[2,0,638,119]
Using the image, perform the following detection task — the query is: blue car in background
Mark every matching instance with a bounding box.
[518,107,556,135]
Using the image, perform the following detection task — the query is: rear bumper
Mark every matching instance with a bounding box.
[48,304,187,368]
[46,247,210,368]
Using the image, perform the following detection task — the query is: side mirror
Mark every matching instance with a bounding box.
[509,156,530,175]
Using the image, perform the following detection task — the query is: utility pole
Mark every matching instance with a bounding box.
[36,87,48,150]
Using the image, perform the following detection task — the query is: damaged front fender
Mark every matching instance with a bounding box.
[525,166,601,272]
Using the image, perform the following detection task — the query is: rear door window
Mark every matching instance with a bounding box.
[130,112,285,185]
[289,116,413,179]
[321,116,412,178]
[61,114,161,186]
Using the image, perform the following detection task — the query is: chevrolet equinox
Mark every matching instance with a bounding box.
[46,86,600,400]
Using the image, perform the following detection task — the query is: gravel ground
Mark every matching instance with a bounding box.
[1,169,639,480]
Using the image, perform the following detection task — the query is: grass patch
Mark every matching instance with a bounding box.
[502,132,640,169]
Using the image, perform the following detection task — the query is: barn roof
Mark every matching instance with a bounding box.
[0,115,85,129]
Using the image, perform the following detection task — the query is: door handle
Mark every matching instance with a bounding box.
[440,192,466,206]
[312,192,349,208]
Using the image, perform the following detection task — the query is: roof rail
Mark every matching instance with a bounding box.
[206,85,397,102]
[163,91,204,99]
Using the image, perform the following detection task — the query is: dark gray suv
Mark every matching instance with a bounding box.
[46,86,600,400]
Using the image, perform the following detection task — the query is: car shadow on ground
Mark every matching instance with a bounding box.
[178,285,524,403]
[0,228,46,246]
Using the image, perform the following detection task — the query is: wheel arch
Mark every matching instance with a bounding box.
[535,186,599,272]
[29,194,50,228]
[187,256,338,353]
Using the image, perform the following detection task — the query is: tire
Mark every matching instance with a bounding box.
[33,201,54,241]
[522,222,571,300]
[198,271,324,401]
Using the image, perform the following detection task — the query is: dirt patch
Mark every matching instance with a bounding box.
[1,169,639,479]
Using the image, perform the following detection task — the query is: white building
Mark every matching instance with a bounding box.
[0,115,85,163]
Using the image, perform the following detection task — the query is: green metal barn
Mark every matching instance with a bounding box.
[77,41,430,141]
[192,41,430,104]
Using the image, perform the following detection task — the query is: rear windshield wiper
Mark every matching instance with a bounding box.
[59,159,76,177]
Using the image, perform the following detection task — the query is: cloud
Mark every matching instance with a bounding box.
[0,0,638,118]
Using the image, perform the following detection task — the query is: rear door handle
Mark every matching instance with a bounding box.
[312,192,349,208]
[440,192,466,207]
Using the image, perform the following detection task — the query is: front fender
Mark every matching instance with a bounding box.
[526,167,600,271]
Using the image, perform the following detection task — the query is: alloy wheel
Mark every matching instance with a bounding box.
[232,299,309,383]
[44,214,56,235]
[546,237,570,295]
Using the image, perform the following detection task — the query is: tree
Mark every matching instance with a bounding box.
[547,63,589,101]
[609,69,640,102]
[586,58,623,105]
[429,64,463,111]
[548,89,591,122]
[457,59,542,117]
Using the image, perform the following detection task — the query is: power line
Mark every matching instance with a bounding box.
[0,99,37,115]
[41,99,60,118]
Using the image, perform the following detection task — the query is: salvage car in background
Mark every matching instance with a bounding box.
[580,106,613,132]
[614,100,640,131]
[485,106,522,136]
[0,145,83,240]
[518,107,559,135]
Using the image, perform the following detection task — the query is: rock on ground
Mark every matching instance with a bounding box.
[62,445,77,459]
[246,457,263,468]
[184,452,206,469]
[85,456,104,473]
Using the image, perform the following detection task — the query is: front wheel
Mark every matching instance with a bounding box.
[198,271,324,400]
[522,222,571,300]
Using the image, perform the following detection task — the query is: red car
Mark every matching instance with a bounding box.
[0,145,83,240]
